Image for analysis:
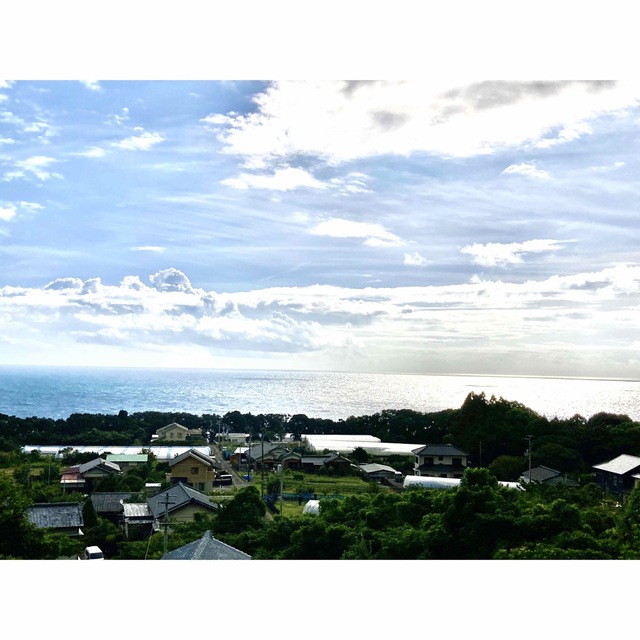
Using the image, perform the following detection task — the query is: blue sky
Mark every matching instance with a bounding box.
[1,6,640,378]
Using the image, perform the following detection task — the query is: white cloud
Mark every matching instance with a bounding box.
[149,268,196,293]
[75,146,106,158]
[130,246,166,253]
[310,217,404,247]
[404,252,429,266]
[502,162,550,179]
[113,130,165,151]
[0,204,17,221]
[80,80,102,92]
[532,122,593,149]
[19,200,43,210]
[329,172,372,196]
[461,239,567,267]
[2,264,640,377]
[221,167,326,191]
[0,200,43,221]
[4,155,63,182]
[108,107,130,126]
[202,80,640,167]
[44,277,84,291]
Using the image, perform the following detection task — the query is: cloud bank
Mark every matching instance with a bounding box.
[1,265,639,377]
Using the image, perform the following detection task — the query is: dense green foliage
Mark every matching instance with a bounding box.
[108,467,640,560]
[3,391,640,559]
[3,392,639,477]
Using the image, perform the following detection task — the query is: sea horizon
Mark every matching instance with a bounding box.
[2,362,639,384]
[1,364,639,423]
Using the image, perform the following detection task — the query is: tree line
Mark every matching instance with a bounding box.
[2,391,639,475]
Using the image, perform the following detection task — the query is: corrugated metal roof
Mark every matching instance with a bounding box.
[593,454,640,475]
[123,503,152,518]
[359,463,400,475]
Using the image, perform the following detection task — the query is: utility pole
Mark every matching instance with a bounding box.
[261,425,265,499]
[525,435,533,484]
[160,493,176,556]
[279,463,284,514]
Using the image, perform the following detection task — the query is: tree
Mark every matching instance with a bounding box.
[351,447,369,463]
[214,486,266,535]
[489,455,526,481]
[0,475,48,559]
[440,467,520,558]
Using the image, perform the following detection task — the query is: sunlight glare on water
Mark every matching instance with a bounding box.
[0,366,638,421]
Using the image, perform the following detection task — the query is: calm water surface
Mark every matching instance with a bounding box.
[0,366,639,422]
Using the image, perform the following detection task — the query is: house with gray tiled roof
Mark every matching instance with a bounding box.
[246,443,302,471]
[27,502,84,536]
[147,482,219,525]
[593,454,640,496]
[90,492,133,524]
[412,444,469,479]
[161,530,251,560]
[520,465,579,487]
[300,452,353,475]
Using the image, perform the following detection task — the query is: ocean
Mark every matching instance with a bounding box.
[0,366,639,422]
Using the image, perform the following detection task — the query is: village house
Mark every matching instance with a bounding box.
[27,502,84,536]
[359,462,403,483]
[122,502,155,539]
[60,457,122,492]
[246,443,302,471]
[90,492,133,525]
[300,452,354,475]
[593,453,640,497]
[153,422,203,442]
[412,444,469,479]
[105,453,149,473]
[167,448,222,492]
[146,482,219,527]
[520,465,579,487]
[161,530,251,560]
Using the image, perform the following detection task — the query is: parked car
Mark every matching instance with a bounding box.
[81,545,104,560]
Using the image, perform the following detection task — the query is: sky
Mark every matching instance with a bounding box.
[1,6,640,379]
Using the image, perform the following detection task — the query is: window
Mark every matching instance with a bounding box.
[191,467,199,475]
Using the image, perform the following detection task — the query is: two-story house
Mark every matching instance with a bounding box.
[168,448,221,492]
[154,422,203,442]
[411,444,469,478]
